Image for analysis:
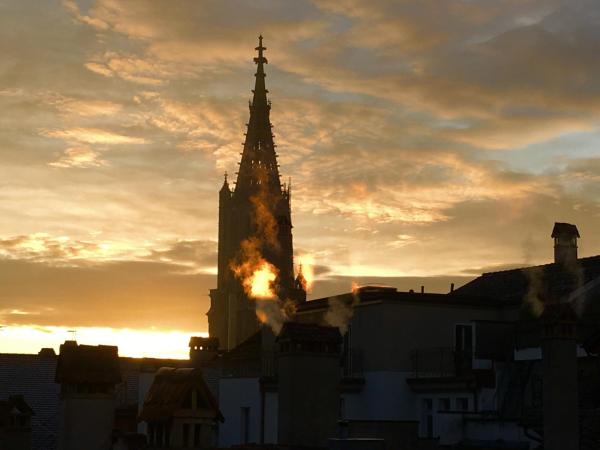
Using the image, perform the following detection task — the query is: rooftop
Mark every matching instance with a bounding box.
[454,255,600,310]
[277,322,341,344]
[298,286,510,314]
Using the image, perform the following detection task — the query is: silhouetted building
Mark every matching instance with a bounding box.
[0,395,34,450]
[55,341,121,450]
[138,367,223,449]
[208,36,306,351]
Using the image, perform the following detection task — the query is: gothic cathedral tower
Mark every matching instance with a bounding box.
[208,37,306,350]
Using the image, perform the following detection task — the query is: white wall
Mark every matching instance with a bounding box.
[417,392,475,439]
[466,421,535,446]
[343,371,417,421]
[218,377,261,447]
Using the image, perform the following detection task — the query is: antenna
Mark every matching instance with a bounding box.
[67,329,77,342]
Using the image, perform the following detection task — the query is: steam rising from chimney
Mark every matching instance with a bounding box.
[524,223,585,317]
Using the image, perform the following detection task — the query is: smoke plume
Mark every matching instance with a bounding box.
[324,293,357,335]
[524,267,545,317]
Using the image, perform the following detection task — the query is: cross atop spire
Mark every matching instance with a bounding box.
[254,35,268,67]
[252,35,268,102]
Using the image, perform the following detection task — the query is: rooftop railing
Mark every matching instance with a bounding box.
[410,347,473,378]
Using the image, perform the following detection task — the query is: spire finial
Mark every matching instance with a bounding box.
[224,171,228,184]
[254,35,268,67]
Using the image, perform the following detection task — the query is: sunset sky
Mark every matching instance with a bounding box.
[1,0,600,358]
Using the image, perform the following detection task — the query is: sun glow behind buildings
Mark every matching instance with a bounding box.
[0,325,207,359]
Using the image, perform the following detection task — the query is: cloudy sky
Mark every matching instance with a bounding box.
[1,0,600,357]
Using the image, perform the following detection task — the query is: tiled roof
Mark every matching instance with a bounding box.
[0,353,59,450]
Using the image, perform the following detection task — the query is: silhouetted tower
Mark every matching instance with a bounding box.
[208,36,306,350]
[552,222,579,264]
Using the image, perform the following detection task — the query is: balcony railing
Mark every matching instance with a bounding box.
[410,347,473,378]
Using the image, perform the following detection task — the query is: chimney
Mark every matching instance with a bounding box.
[551,222,579,265]
[189,336,219,367]
[55,342,121,450]
[541,302,579,450]
[276,323,341,447]
[450,283,455,293]
[420,285,424,294]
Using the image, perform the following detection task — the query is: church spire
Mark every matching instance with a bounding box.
[235,35,281,195]
[253,35,268,101]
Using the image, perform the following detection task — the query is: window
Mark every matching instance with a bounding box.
[423,398,433,438]
[426,415,433,438]
[183,423,190,448]
[342,325,352,376]
[532,375,543,408]
[191,389,198,410]
[164,424,171,447]
[455,324,473,353]
[156,423,164,448]
[241,406,250,444]
[194,424,201,447]
[423,398,433,412]
[455,324,474,373]
[456,397,469,411]
[439,398,450,411]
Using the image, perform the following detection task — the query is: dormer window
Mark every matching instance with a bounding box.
[191,389,198,410]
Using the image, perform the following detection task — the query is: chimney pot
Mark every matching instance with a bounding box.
[551,222,580,264]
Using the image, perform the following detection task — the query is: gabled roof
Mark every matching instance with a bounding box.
[0,395,34,427]
[138,367,223,422]
[453,255,600,309]
[55,342,121,384]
